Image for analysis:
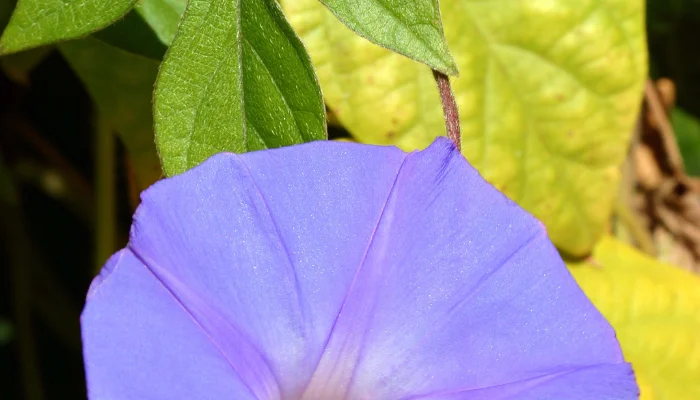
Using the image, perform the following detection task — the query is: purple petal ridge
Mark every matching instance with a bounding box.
[81,137,638,400]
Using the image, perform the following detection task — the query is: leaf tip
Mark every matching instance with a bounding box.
[443,59,459,77]
[431,50,458,76]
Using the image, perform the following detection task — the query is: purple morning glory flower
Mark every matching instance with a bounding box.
[82,138,637,399]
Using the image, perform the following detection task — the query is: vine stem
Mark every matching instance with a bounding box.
[95,114,116,273]
[433,70,461,151]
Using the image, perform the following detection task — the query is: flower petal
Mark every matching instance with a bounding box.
[119,141,408,398]
[83,138,636,400]
[82,250,257,399]
[300,139,635,399]
[412,363,636,399]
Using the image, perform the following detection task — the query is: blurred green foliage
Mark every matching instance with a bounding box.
[282,0,647,257]
[648,0,700,118]
[672,108,700,177]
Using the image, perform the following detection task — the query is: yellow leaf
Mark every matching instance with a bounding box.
[281,0,647,256]
[568,236,700,400]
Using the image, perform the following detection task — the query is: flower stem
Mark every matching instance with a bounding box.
[433,70,461,151]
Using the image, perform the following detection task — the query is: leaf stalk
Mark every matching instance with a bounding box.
[433,70,461,151]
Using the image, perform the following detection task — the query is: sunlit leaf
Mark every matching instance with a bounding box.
[154,0,326,176]
[319,0,457,75]
[282,0,647,256]
[60,38,162,190]
[0,0,137,55]
[568,236,700,400]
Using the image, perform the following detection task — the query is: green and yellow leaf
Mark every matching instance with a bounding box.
[282,0,647,256]
[569,236,700,400]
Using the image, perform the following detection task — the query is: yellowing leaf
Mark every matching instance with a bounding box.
[282,0,647,256]
[568,236,700,400]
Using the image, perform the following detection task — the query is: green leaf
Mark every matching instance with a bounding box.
[283,0,647,256]
[154,0,326,176]
[87,0,185,61]
[0,0,137,55]
[318,0,457,75]
[91,0,185,60]
[568,236,700,400]
[92,8,168,60]
[59,38,162,190]
[671,108,700,177]
[135,0,187,46]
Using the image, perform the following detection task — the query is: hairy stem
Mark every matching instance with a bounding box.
[433,70,461,151]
